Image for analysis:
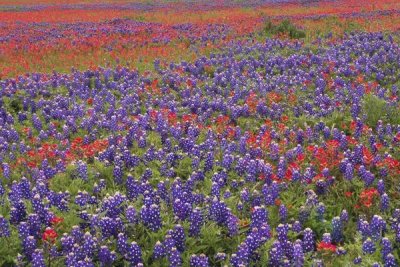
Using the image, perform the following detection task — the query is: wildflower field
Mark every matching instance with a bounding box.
[0,0,400,266]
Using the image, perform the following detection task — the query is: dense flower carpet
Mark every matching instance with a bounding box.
[0,0,399,266]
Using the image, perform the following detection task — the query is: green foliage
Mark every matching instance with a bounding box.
[9,98,22,114]
[363,94,387,127]
[262,19,306,39]
[175,156,192,179]
[50,165,94,195]
[0,229,20,266]
[363,94,400,128]
[343,20,363,33]
[293,110,352,134]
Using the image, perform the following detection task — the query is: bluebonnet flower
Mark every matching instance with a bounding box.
[127,241,143,266]
[276,224,289,243]
[153,241,166,260]
[2,163,11,180]
[268,241,283,266]
[163,232,176,251]
[140,203,162,232]
[172,224,186,252]
[61,234,74,254]
[380,193,390,211]
[353,256,362,265]
[336,246,347,256]
[0,216,10,237]
[316,202,325,221]
[381,237,393,262]
[126,175,140,200]
[22,235,36,260]
[31,249,46,267]
[204,152,214,172]
[76,161,88,181]
[302,228,314,253]
[340,209,349,223]
[214,252,226,262]
[81,232,97,259]
[227,213,239,236]
[32,194,49,223]
[189,207,203,237]
[292,221,302,233]
[377,179,385,195]
[370,215,385,241]
[384,254,398,267]
[331,217,343,243]
[298,206,310,225]
[292,242,304,266]
[189,254,209,267]
[113,166,123,185]
[315,179,327,195]
[315,232,327,246]
[362,238,376,254]
[117,233,129,256]
[27,213,41,238]
[208,197,229,225]
[98,246,116,267]
[11,200,27,224]
[233,242,250,267]
[173,199,191,221]
[126,205,138,224]
[279,204,288,222]
[168,247,182,267]
[250,206,268,228]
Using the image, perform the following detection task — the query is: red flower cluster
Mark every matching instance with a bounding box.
[67,137,108,160]
[215,115,231,134]
[166,111,177,125]
[376,156,400,175]
[345,191,353,198]
[42,228,58,243]
[260,131,271,149]
[317,242,337,252]
[182,114,198,124]
[50,216,64,225]
[245,92,258,113]
[313,140,343,170]
[358,188,379,208]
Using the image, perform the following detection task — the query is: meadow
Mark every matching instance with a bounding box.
[0,0,399,266]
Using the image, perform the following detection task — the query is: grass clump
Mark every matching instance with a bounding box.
[363,94,400,128]
[262,19,306,39]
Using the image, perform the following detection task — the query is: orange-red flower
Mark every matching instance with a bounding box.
[359,188,379,208]
[317,242,336,252]
[42,228,58,243]
[50,216,64,225]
